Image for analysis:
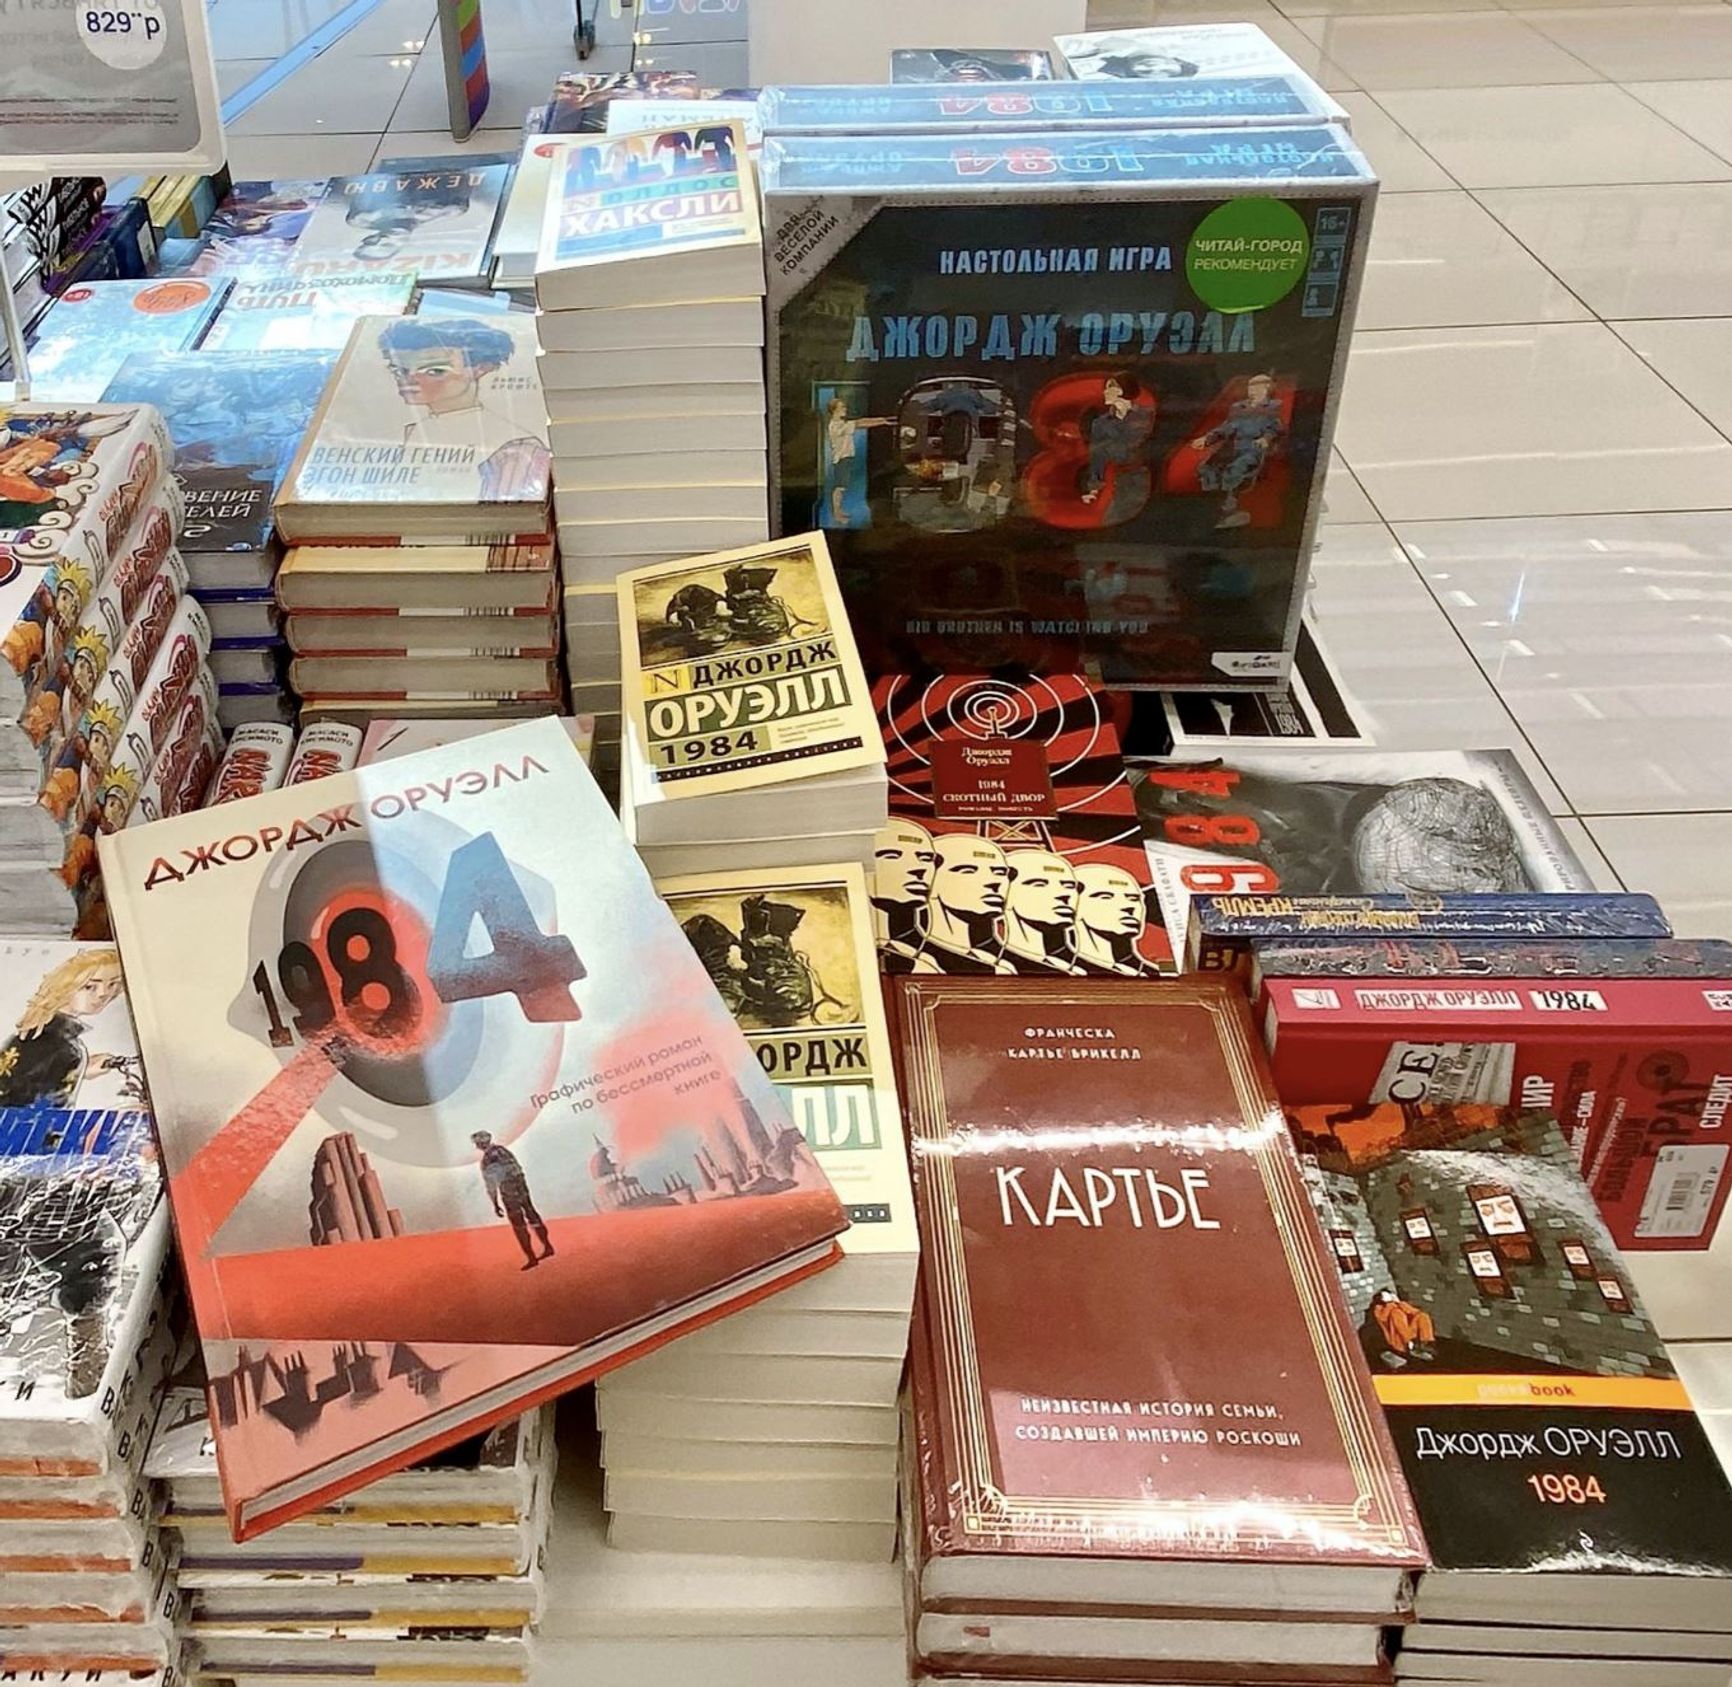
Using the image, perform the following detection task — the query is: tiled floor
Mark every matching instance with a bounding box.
[212,0,1732,1329]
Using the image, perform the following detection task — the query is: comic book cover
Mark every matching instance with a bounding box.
[889,47,1058,81]
[539,72,705,135]
[762,126,1376,686]
[165,179,333,277]
[0,405,174,731]
[96,718,847,1537]
[102,352,334,555]
[200,272,417,353]
[874,672,1173,976]
[1056,22,1330,84]
[1132,748,1594,964]
[276,315,550,541]
[25,280,232,405]
[291,167,511,285]
[0,941,171,1450]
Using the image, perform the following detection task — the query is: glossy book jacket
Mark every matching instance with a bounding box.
[892,974,1425,1572]
[96,719,848,1535]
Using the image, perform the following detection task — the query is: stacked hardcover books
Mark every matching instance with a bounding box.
[97,719,851,1538]
[891,974,1428,1687]
[0,402,220,937]
[617,536,887,877]
[534,119,769,614]
[149,1391,556,1687]
[272,313,559,724]
[101,351,336,731]
[0,939,181,1678]
[537,1440,905,1687]
[596,862,917,1560]
[1299,1100,1732,1687]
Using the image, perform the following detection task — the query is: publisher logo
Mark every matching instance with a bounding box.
[1705,991,1732,1012]
[1292,988,1340,1010]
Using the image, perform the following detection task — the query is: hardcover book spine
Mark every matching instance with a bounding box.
[1190,892,1673,977]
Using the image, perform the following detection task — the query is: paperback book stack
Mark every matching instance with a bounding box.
[273,312,559,723]
[617,536,886,877]
[561,582,621,786]
[891,974,1429,1687]
[1298,1100,1732,1687]
[535,118,769,598]
[0,401,221,937]
[148,1389,557,1687]
[596,862,917,1561]
[0,939,181,1678]
[536,1432,905,1687]
[101,351,337,731]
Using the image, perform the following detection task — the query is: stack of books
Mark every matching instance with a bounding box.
[537,1440,905,1687]
[148,1393,557,1687]
[561,581,621,787]
[890,973,1429,1687]
[101,351,336,731]
[534,118,769,600]
[1298,1100,1732,1687]
[272,313,559,724]
[0,402,220,937]
[0,939,180,1679]
[2,178,110,345]
[617,536,886,878]
[595,862,917,1560]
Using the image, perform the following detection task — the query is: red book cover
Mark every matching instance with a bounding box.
[97,720,847,1537]
[1260,975,1732,1252]
[873,673,1173,978]
[892,976,1425,1605]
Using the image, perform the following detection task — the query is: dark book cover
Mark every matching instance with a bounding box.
[1294,1102,1732,1585]
[892,975,1426,1575]
[889,47,1058,82]
[873,672,1173,976]
[101,353,334,553]
[763,128,1375,685]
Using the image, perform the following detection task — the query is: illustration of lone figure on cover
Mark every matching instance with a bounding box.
[1191,372,1286,529]
[1079,374,1154,516]
[378,319,551,501]
[820,394,892,527]
[472,1130,554,1270]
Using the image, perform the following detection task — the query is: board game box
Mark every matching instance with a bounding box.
[761,125,1376,685]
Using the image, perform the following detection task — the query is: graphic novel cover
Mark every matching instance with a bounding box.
[102,353,336,554]
[0,941,167,1427]
[1055,22,1328,84]
[170,180,333,277]
[1131,748,1592,962]
[619,534,879,805]
[292,168,511,285]
[26,280,232,405]
[540,72,705,134]
[97,718,847,1535]
[893,976,1426,1576]
[277,315,550,530]
[762,126,1375,684]
[889,47,1057,81]
[1295,1102,1732,1602]
[200,273,416,353]
[659,863,917,1294]
[874,672,1172,977]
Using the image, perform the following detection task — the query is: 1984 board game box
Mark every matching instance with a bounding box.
[762,125,1376,687]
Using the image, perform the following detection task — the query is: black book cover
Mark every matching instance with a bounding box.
[1294,1101,1732,1584]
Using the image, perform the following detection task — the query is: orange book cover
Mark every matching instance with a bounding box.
[98,718,847,1538]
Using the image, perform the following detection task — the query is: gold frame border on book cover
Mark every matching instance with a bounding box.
[620,532,881,801]
[902,981,1416,1548]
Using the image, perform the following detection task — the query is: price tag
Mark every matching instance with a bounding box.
[77,0,168,71]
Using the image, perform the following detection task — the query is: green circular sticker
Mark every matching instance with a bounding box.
[1186,199,1311,314]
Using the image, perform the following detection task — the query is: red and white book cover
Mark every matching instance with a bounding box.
[98,718,847,1537]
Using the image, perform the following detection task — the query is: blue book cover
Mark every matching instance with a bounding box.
[26,277,232,403]
[760,77,1331,135]
[101,352,335,552]
[200,270,416,352]
[763,125,1373,685]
